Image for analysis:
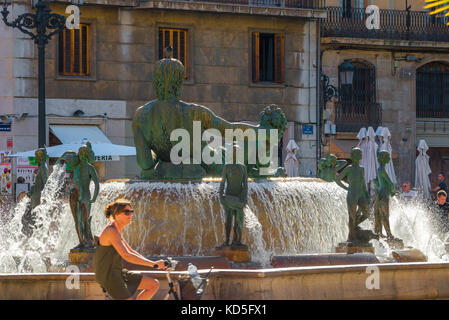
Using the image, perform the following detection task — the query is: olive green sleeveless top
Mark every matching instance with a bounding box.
[93,231,142,299]
[93,237,123,285]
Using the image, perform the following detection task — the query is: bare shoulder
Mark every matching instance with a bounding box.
[99,224,120,245]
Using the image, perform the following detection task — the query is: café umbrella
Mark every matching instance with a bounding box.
[356,127,367,156]
[379,126,397,185]
[8,141,136,161]
[363,126,379,188]
[284,139,299,177]
[415,139,432,199]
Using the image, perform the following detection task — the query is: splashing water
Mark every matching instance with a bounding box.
[0,164,78,273]
[375,197,449,262]
[89,179,350,259]
[243,206,271,266]
[2,174,449,273]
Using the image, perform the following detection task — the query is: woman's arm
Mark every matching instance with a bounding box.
[122,239,146,259]
[103,227,165,268]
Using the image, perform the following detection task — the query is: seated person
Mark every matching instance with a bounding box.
[432,172,448,195]
[399,182,417,199]
[434,190,449,233]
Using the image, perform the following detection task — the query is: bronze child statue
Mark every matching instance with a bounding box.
[21,148,49,236]
[335,147,378,246]
[218,145,249,248]
[71,144,100,251]
[373,150,400,243]
[29,148,49,209]
[319,154,347,182]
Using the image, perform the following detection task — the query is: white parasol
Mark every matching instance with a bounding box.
[284,139,299,177]
[379,127,397,185]
[357,127,367,148]
[415,139,432,199]
[375,126,384,137]
[8,139,136,161]
[362,126,379,187]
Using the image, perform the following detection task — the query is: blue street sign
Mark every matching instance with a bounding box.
[0,122,11,132]
[302,125,314,135]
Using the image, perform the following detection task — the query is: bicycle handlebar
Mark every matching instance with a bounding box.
[153,258,174,269]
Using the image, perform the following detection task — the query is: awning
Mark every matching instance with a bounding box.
[9,125,136,161]
[50,125,113,144]
[329,139,398,159]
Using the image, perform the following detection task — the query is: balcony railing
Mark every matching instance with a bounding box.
[335,101,382,132]
[323,7,449,42]
[141,0,324,8]
[417,104,449,118]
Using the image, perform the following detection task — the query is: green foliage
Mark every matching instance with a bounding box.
[259,104,287,138]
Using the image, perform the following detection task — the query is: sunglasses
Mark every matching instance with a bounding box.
[122,209,134,216]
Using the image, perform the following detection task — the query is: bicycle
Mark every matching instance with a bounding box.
[158,257,214,300]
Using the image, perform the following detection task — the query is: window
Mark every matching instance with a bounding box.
[158,28,189,79]
[335,60,380,132]
[252,32,284,83]
[58,24,90,76]
[339,60,376,103]
[416,62,449,118]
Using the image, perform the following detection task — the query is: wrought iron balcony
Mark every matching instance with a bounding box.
[323,6,449,42]
[417,104,449,118]
[140,0,324,8]
[334,101,382,132]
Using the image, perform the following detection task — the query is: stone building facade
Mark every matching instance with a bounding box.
[0,0,325,183]
[321,0,449,189]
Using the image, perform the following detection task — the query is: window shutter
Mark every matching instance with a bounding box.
[274,33,284,83]
[58,32,64,73]
[159,28,189,79]
[58,24,89,76]
[82,25,89,75]
[158,29,164,59]
[252,32,260,82]
[74,28,80,74]
[64,29,72,74]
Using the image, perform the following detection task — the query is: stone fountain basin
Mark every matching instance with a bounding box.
[1,262,449,300]
[95,177,348,257]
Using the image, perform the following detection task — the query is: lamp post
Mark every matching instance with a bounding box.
[1,0,65,148]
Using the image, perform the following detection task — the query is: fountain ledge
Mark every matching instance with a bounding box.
[2,262,449,299]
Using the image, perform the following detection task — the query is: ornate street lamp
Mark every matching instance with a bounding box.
[1,0,66,148]
[338,60,355,101]
[320,72,338,105]
[321,60,355,105]
[338,59,355,86]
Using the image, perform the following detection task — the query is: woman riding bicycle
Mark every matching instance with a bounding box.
[94,199,167,300]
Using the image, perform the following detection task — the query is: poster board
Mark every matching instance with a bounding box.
[16,157,38,186]
[0,163,12,195]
